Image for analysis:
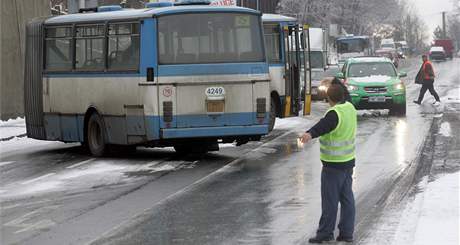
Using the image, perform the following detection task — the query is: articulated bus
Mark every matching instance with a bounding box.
[24,4,271,156]
[262,14,310,131]
[336,35,373,64]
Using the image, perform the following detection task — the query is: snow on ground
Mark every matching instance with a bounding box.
[0,117,24,127]
[363,172,460,245]
[0,158,190,200]
[392,172,460,245]
[0,117,26,140]
[439,122,452,137]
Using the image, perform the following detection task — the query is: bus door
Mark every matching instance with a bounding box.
[283,24,305,117]
[300,24,311,115]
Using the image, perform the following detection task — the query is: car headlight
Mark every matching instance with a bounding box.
[393,83,405,90]
[318,85,328,91]
[347,85,358,91]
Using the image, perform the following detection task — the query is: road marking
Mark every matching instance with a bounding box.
[21,173,56,185]
[89,127,301,244]
[66,158,96,169]
[0,161,15,167]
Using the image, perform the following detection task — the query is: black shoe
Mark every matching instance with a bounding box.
[413,100,421,105]
[308,235,334,243]
[336,236,354,243]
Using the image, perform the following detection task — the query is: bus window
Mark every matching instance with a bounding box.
[108,22,140,71]
[337,39,367,53]
[310,51,324,69]
[158,13,265,64]
[75,24,105,70]
[45,26,73,71]
[264,24,281,63]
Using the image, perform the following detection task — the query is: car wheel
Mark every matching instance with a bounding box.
[268,97,276,132]
[86,113,108,157]
[390,103,406,116]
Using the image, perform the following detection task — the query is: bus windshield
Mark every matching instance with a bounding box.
[158,13,265,64]
[337,39,368,53]
[348,62,396,77]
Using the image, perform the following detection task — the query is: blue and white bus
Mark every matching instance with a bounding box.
[24,4,270,156]
[262,14,309,130]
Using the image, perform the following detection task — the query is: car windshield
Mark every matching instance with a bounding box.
[348,62,396,77]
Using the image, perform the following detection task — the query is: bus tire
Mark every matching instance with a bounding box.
[86,113,108,157]
[174,143,209,155]
[268,97,277,132]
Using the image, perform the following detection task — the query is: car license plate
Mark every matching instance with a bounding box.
[206,100,225,113]
[369,96,386,102]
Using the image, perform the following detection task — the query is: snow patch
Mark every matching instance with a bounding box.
[0,117,25,127]
[439,122,451,137]
[366,173,460,245]
[350,75,392,83]
[0,159,189,199]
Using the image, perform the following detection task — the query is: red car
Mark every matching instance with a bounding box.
[433,39,454,59]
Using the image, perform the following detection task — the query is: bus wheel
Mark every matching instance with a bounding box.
[86,113,107,157]
[174,143,209,155]
[268,98,276,132]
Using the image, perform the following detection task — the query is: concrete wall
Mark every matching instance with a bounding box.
[1,0,50,120]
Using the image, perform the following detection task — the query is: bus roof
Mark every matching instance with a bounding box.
[336,35,369,41]
[262,14,296,23]
[45,5,260,25]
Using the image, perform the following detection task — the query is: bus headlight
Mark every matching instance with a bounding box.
[347,85,358,91]
[393,83,405,90]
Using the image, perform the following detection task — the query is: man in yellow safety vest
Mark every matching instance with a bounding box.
[300,83,357,243]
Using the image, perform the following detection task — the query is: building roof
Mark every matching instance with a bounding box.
[45,5,260,25]
[261,14,296,23]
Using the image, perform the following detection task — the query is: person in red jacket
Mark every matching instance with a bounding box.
[414,55,441,105]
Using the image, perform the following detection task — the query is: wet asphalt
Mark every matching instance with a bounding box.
[1,58,459,245]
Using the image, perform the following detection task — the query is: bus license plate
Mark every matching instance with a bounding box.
[207,100,225,113]
[205,87,225,97]
[369,96,386,102]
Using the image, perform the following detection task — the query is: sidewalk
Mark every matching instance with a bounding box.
[360,89,460,245]
[391,172,459,245]
[0,117,26,141]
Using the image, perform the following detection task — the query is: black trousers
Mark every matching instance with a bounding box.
[316,166,355,239]
[417,81,440,103]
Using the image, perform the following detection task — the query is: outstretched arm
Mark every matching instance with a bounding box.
[300,110,338,143]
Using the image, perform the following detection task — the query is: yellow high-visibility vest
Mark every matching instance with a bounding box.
[319,102,357,162]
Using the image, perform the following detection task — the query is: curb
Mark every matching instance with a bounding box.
[1,133,27,142]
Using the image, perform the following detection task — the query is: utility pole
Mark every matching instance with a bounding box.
[442,11,447,39]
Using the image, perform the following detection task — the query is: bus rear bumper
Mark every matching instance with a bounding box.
[160,125,268,139]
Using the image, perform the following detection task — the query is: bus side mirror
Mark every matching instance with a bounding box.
[147,67,154,82]
[336,72,345,79]
[398,71,407,78]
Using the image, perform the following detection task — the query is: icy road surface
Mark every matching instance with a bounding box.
[0,58,459,245]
